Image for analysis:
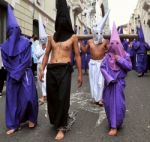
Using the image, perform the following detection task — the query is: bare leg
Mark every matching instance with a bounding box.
[108,128,117,136]
[39,96,46,105]
[55,130,65,140]
[6,129,16,135]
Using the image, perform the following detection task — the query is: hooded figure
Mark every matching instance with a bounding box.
[132,23,150,76]
[92,10,110,45]
[54,0,74,42]
[88,10,110,105]
[81,28,90,74]
[1,5,38,133]
[101,22,132,135]
[34,15,47,104]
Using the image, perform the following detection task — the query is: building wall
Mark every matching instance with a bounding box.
[129,0,150,44]
[0,0,110,43]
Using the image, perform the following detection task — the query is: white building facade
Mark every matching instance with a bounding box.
[129,0,150,44]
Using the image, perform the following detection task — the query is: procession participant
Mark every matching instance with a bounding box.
[1,5,38,135]
[39,0,82,140]
[82,10,110,106]
[133,24,150,77]
[35,15,48,104]
[101,22,132,136]
[80,28,90,75]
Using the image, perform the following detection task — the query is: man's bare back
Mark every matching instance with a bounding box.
[49,35,77,64]
[87,39,108,60]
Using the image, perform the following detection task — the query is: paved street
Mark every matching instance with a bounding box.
[0,70,150,142]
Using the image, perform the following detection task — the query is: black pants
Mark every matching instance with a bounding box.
[147,55,150,70]
[31,58,37,76]
[0,67,7,93]
[46,63,73,129]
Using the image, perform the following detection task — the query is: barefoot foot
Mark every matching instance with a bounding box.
[108,129,117,136]
[28,121,36,128]
[6,129,16,135]
[55,130,65,140]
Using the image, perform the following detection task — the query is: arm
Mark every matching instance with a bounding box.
[116,54,132,71]
[73,35,82,87]
[39,36,52,81]
[101,57,116,86]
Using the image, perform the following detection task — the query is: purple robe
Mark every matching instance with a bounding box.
[101,54,132,128]
[132,40,150,73]
[81,48,90,70]
[1,37,38,129]
[1,5,38,130]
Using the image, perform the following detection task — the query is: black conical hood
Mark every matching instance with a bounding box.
[54,0,74,42]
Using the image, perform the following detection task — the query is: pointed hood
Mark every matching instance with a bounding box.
[136,23,145,42]
[108,22,126,71]
[118,26,123,34]
[7,4,19,30]
[92,10,110,45]
[54,0,74,42]
[1,4,29,57]
[97,10,110,33]
[39,15,48,44]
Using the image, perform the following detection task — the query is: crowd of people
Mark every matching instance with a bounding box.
[0,0,150,141]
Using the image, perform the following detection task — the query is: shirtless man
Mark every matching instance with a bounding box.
[39,34,82,140]
[39,0,82,140]
[81,10,110,106]
[81,39,108,106]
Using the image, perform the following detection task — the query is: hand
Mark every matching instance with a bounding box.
[115,55,119,60]
[39,69,44,82]
[77,75,82,88]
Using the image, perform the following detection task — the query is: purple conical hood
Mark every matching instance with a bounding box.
[0,4,29,57]
[7,4,19,30]
[136,23,145,42]
[108,22,126,71]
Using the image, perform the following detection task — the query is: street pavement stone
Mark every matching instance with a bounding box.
[0,70,150,142]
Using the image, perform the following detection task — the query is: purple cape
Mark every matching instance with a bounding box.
[1,5,38,129]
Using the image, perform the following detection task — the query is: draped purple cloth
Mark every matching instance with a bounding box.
[0,5,38,130]
[101,54,132,128]
[133,24,150,73]
[101,22,132,129]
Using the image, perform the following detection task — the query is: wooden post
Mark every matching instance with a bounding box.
[77,34,138,40]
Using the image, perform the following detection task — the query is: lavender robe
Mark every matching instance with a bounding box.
[101,54,132,129]
[1,37,38,130]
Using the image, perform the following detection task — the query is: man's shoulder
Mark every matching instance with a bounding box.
[48,35,53,41]
[71,34,78,41]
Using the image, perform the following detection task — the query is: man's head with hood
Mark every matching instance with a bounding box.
[54,0,74,42]
[108,22,125,57]
[92,10,110,45]
[1,4,24,57]
[7,4,21,40]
